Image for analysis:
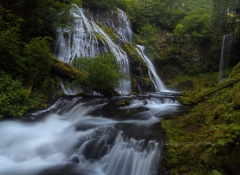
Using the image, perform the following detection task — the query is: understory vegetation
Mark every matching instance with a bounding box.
[161,62,240,175]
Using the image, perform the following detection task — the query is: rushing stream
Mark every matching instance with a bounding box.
[0,95,180,175]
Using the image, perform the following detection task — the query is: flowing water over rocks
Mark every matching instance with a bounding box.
[218,33,233,83]
[135,45,168,92]
[54,5,131,95]
[0,95,180,175]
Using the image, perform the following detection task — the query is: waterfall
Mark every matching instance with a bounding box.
[101,133,160,175]
[135,45,168,92]
[0,96,180,175]
[116,9,133,42]
[90,8,133,42]
[219,33,233,83]
[90,22,131,94]
[54,5,131,94]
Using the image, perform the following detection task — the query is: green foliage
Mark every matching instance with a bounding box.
[174,0,213,11]
[122,0,187,32]
[212,0,238,34]
[174,8,212,46]
[0,71,31,117]
[211,170,224,175]
[52,59,88,80]
[228,83,240,109]
[0,2,69,117]
[73,54,125,96]
[0,0,76,42]
[23,37,54,87]
[138,24,157,44]
[82,0,117,10]
[0,28,25,76]
[162,64,240,174]
[0,7,25,76]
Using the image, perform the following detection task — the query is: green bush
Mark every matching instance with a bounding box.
[0,71,31,117]
[73,54,125,96]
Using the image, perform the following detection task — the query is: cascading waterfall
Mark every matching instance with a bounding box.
[219,33,233,83]
[91,22,131,94]
[54,4,171,95]
[116,9,133,42]
[90,8,133,42]
[0,96,180,175]
[101,134,160,175]
[135,45,168,92]
[54,5,131,94]
[54,6,103,63]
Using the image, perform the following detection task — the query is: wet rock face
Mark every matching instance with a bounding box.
[89,8,133,42]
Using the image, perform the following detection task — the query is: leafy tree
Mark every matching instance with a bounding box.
[23,37,54,87]
[116,0,186,32]
[174,8,212,46]
[73,54,125,96]
[0,29,21,72]
[212,0,237,34]
[0,15,26,78]
[0,0,75,42]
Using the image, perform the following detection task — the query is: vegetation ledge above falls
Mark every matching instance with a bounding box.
[161,62,240,175]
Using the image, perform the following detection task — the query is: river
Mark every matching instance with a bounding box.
[0,94,180,175]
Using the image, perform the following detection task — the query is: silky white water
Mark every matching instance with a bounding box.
[0,96,179,175]
[218,33,233,83]
[135,45,169,92]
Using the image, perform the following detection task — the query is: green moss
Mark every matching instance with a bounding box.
[213,104,227,119]
[228,62,240,79]
[209,170,224,175]
[98,24,117,41]
[52,59,88,80]
[115,99,130,107]
[228,84,240,109]
[162,63,240,174]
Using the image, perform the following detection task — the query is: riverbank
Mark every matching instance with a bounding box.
[161,63,240,174]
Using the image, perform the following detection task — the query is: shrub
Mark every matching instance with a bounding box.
[73,54,125,96]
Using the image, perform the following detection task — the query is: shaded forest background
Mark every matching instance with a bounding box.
[0,0,240,114]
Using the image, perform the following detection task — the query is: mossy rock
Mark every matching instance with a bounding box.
[52,59,88,80]
[208,170,223,175]
[115,99,131,107]
[228,62,240,79]
[175,80,194,91]
[228,83,240,109]
[232,92,240,109]
[213,104,227,119]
